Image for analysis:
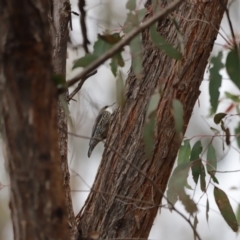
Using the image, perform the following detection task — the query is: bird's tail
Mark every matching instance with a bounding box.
[88,139,98,157]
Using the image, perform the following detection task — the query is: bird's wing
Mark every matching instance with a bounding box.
[90,109,103,137]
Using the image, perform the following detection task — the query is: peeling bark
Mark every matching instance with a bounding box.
[76,0,227,239]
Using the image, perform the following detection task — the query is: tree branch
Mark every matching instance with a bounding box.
[67,70,97,102]
[78,0,90,54]
[66,0,183,88]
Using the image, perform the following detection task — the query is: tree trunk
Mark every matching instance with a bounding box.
[0,1,69,239]
[50,0,77,238]
[76,0,227,239]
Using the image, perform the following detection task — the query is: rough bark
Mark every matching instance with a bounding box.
[50,0,77,238]
[0,1,69,240]
[76,0,227,239]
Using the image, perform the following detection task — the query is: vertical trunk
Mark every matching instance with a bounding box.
[77,0,227,239]
[50,1,77,238]
[0,1,69,239]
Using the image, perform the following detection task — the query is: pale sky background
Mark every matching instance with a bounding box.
[1,0,240,239]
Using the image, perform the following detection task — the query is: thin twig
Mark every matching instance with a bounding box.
[66,0,183,88]
[67,70,97,102]
[220,0,238,50]
[78,0,90,54]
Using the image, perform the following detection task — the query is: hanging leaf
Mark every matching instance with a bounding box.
[172,99,184,133]
[72,54,98,69]
[210,127,220,134]
[98,33,122,45]
[143,114,156,157]
[190,140,202,161]
[190,140,203,184]
[150,25,182,60]
[137,8,146,20]
[129,36,142,77]
[234,122,240,148]
[123,12,139,34]
[178,191,198,215]
[167,162,197,214]
[213,113,227,124]
[209,171,219,184]
[209,51,224,113]
[225,91,240,103]
[220,123,226,134]
[177,139,191,165]
[110,52,124,77]
[146,93,161,117]
[168,163,191,193]
[193,215,199,240]
[116,71,126,108]
[226,49,240,90]
[225,128,231,146]
[207,143,217,175]
[126,0,136,11]
[214,186,238,232]
[200,162,206,192]
[206,198,210,222]
[166,189,178,210]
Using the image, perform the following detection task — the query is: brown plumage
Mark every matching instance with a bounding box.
[88,106,113,157]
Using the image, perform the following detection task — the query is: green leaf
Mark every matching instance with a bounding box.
[73,54,98,69]
[150,25,182,60]
[93,34,123,59]
[210,127,220,134]
[209,171,219,184]
[209,51,223,113]
[93,38,112,56]
[98,33,122,44]
[213,112,227,124]
[214,186,238,232]
[146,93,161,117]
[137,8,146,20]
[52,74,65,87]
[129,36,142,77]
[126,0,136,11]
[116,71,126,108]
[110,52,124,77]
[168,163,191,193]
[177,139,191,165]
[207,144,217,175]
[123,12,139,34]
[167,162,195,212]
[226,49,240,90]
[200,162,206,192]
[172,99,184,133]
[225,91,240,103]
[190,140,202,161]
[166,189,178,210]
[193,215,199,240]
[178,191,198,215]
[225,128,231,145]
[190,140,203,184]
[143,115,156,157]
[110,59,118,77]
[206,198,209,222]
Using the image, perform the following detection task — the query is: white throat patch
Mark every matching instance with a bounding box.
[105,107,113,114]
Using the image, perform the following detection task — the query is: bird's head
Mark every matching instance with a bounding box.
[103,102,116,114]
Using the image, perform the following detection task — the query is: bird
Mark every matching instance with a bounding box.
[88,105,114,157]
